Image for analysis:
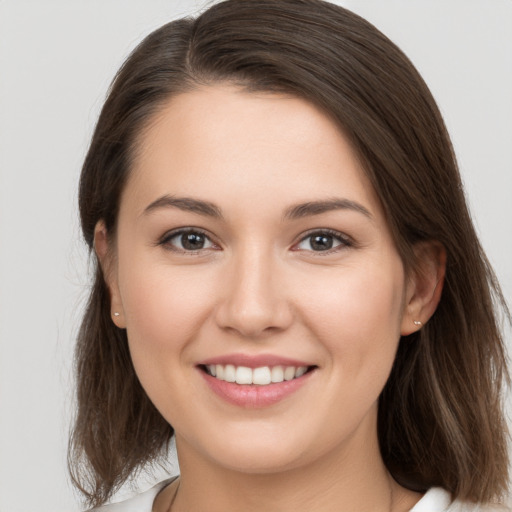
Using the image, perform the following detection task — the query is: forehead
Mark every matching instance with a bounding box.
[124,85,383,221]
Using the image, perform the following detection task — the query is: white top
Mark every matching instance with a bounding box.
[92,479,508,511]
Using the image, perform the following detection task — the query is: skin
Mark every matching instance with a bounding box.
[96,85,445,512]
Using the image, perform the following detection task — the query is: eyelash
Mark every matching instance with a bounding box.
[157,228,353,255]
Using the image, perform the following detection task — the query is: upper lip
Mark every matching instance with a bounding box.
[197,353,315,369]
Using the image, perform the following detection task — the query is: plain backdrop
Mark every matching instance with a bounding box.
[0,1,511,511]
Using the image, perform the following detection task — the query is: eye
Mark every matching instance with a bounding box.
[160,229,217,252]
[294,230,352,252]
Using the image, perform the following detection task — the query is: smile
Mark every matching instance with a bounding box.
[198,357,317,408]
[204,364,309,385]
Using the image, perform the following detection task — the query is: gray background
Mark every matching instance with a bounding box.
[0,1,511,511]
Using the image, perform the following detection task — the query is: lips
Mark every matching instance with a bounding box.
[199,353,314,369]
[197,354,317,408]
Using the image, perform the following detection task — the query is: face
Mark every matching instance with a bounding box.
[101,85,420,474]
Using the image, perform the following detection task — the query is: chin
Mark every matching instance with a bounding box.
[209,446,308,475]
[186,421,327,475]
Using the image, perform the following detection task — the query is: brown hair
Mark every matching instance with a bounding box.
[70,0,510,507]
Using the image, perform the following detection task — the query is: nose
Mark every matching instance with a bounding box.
[214,246,293,339]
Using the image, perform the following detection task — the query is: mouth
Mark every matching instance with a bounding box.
[199,364,316,386]
[197,354,318,407]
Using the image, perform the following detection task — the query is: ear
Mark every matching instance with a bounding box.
[94,221,126,329]
[401,241,446,335]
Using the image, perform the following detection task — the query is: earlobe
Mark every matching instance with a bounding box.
[93,221,126,329]
[401,241,446,336]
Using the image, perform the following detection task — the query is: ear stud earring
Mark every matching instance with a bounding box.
[413,320,423,326]
[114,312,120,317]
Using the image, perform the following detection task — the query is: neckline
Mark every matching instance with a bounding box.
[151,478,451,512]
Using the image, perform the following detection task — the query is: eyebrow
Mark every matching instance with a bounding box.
[142,195,372,221]
[143,195,223,219]
[283,198,372,220]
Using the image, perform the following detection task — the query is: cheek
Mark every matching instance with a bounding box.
[297,260,405,374]
[117,254,217,363]
[116,258,219,423]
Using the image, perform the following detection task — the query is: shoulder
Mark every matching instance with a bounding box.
[89,477,176,512]
[412,487,511,512]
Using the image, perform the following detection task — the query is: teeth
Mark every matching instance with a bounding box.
[205,364,309,385]
[253,366,272,385]
[224,364,236,383]
[295,366,307,378]
[284,366,296,381]
[271,366,284,383]
[235,366,252,384]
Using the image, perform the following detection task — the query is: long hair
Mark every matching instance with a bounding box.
[70,0,510,506]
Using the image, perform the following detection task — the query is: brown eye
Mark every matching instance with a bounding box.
[295,230,351,252]
[180,232,207,250]
[162,229,215,252]
[309,234,334,251]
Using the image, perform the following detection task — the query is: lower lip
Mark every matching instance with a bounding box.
[199,369,314,408]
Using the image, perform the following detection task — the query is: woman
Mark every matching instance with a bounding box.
[69,1,510,510]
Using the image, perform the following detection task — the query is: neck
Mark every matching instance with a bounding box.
[159,419,422,512]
